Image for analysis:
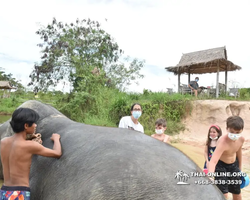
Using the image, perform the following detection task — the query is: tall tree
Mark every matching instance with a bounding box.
[29,18,144,92]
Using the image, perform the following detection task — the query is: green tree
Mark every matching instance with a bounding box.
[29,18,144,92]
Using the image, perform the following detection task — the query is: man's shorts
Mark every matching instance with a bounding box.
[215,160,241,194]
[0,185,30,200]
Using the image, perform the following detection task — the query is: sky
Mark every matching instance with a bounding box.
[0,0,249,93]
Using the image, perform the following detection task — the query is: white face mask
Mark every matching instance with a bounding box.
[155,129,163,135]
[132,111,141,119]
[209,136,218,140]
[228,132,241,141]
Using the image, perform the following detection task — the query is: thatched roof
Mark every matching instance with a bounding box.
[0,81,16,89]
[165,46,241,75]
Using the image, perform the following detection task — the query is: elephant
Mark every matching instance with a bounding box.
[0,100,225,200]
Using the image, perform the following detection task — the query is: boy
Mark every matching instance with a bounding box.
[208,116,245,200]
[151,118,170,143]
[0,108,62,199]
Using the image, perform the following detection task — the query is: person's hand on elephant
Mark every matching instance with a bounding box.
[51,133,61,141]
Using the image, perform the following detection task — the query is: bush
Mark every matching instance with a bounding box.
[239,88,250,99]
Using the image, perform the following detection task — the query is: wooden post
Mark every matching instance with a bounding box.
[225,65,228,94]
[224,48,228,95]
[216,61,220,98]
[178,71,181,93]
[188,68,190,84]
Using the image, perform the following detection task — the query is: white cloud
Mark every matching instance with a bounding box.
[0,0,249,93]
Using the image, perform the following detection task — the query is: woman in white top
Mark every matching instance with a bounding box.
[118,103,144,133]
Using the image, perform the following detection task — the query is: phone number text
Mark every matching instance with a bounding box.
[194,180,242,185]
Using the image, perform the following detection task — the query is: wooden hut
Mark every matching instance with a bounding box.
[165,46,241,98]
[0,81,16,98]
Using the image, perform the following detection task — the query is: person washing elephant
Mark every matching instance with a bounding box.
[118,103,144,133]
[0,108,62,199]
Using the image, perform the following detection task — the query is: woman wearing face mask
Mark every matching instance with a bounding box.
[188,77,200,97]
[203,125,222,174]
[151,118,170,143]
[118,103,144,133]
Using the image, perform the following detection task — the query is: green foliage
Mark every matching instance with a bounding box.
[138,99,190,136]
[106,57,144,91]
[0,95,21,113]
[109,94,131,126]
[83,114,115,127]
[59,91,96,122]
[56,84,120,126]
[239,88,250,99]
[29,18,144,92]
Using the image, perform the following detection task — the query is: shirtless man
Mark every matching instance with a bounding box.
[208,116,245,200]
[0,108,62,199]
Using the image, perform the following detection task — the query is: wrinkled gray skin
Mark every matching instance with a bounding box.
[0,100,225,200]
